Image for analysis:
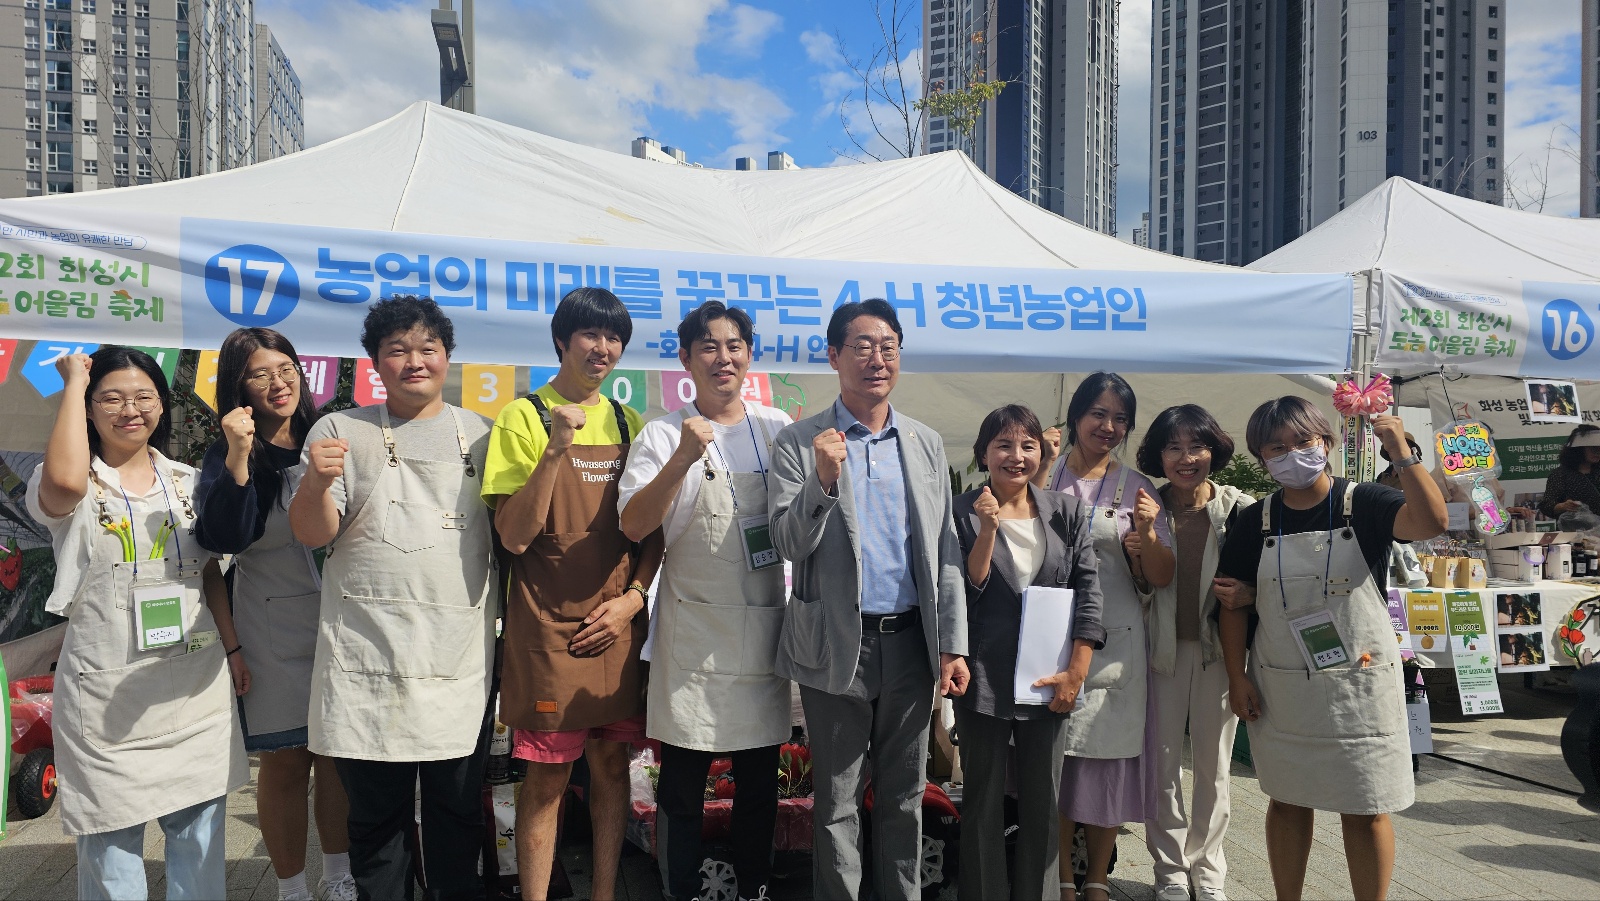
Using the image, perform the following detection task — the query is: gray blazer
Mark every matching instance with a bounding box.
[768,405,967,695]
[952,484,1105,719]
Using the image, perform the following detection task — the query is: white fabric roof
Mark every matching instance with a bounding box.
[1250,176,1600,328]
[26,102,1227,272]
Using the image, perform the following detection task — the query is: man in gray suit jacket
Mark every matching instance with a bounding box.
[769,299,969,901]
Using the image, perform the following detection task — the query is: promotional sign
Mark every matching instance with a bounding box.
[192,350,220,411]
[1494,591,1550,674]
[0,338,15,386]
[21,341,98,397]
[600,369,648,415]
[1525,379,1581,424]
[1421,378,1600,505]
[299,355,340,408]
[461,363,517,421]
[128,345,179,386]
[660,372,773,414]
[1385,590,1415,659]
[1444,590,1503,715]
[0,213,1354,374]
[1405,590,1449,653]
[1377,271,1600,379]
[353,359,386,407]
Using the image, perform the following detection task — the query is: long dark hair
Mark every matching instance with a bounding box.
[215,327,321,509]
[85,347,174,460]
[1559,424,1600,471]
[1065,371,1137,446]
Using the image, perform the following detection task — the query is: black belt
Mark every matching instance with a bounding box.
[861,607,920,634]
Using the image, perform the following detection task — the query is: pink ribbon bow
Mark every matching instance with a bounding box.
[1332,373,1393,417]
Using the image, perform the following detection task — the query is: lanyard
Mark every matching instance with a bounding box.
[98,452,190,577]
[698,403,768,513]
[1272,489,1335,612]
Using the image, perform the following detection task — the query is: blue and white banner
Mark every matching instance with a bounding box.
[0,211,1354,373]
[1376,269,1600,379]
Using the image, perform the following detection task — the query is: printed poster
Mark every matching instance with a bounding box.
[1386,590,1415,659]
[1405,590,1448,654]
[1494,591,1550,674]
[1445,590,1503,715]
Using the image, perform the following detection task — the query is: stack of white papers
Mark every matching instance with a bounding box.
[1014,586,1075,706]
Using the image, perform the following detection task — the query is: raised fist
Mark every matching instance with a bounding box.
[813,428,847,492]
[56,353,92,388]
[678,416,715,461]
[547,404,587,452]
[222,406,256,457]
[974,485,1000,532]
[307,437,349,482]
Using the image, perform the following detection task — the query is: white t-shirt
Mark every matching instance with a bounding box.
[618,403,792,546]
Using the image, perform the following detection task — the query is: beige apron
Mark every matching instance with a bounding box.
[231,464,322,736]
[307,405,495,761]
[54,454,247,835]
[501,394,645,733]
[1063,466,1149,759]
[647,407,790,752]
[1246,481,1413,815]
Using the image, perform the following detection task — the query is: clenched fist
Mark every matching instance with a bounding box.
[974,485,1000,533]
[222,406,256,455]
[56,352,93,389]
[547,404,587,453]
[1132,487,1160,531]
[813,428,847,493]
[676,415,715,462]
[1371,413,1408,458]
[306,437,350,485]
[1041,426,1062,463]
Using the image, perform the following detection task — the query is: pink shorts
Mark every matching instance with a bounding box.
[512,713,647,764]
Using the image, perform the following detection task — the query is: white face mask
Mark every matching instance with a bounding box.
[1266,445,1327,490]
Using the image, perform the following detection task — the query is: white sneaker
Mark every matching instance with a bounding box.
[1155,885,1192,901]
[1195,888,1229,901]
[279,891,313,901]
[318,874,358,901]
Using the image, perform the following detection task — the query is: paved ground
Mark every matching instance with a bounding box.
[4,673,1598,900]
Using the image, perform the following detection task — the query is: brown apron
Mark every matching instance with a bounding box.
[501,394,645,732]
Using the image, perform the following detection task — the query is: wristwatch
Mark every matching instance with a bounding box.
[1391,451,1422,469]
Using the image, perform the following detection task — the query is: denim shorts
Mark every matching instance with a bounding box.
[237,700,310,753]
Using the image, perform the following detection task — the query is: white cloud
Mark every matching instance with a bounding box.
[800,25,923,163]
[257,0,792,163]
[711,4,784,57]
[1503,0,1583,217]
[800,28,843,67]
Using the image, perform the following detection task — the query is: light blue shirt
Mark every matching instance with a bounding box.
[835,399,919,615]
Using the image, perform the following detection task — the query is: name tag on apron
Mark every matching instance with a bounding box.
[133,583,186,651]
[186,630,218,653]
[740,515,781,571]
[1288,609,1350,671]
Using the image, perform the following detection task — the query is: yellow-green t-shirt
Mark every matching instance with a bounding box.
[480,383,646,505]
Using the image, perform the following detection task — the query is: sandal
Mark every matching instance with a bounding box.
[1081,882,1113,901]
[1060,882,1077,901]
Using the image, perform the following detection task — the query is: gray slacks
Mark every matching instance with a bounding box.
[953,704,1069,901]
[799,624,935,901]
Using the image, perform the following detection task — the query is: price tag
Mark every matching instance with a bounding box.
[1288,609,1350,671]
[133,583,186,651]
[740,515,782,571]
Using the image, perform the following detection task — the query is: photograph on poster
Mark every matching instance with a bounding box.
[1496,592,1543,627]
[1498,631,1549,671]
[1525,379,1581,424]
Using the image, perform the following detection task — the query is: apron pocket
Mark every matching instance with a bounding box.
[1256,662,1402,740]
[1082,626,1136,691]
[703,511,744,565]
[779,594,830,670]
[77,646,231,750]
[333,594,480,679]
[741,604,785,676]
[265,592,321,661]
[670,598,746,675]
[381,500,441,554]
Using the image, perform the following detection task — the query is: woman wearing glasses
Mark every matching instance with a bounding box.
[1041,372,1174,901]
[1213,397,1446,901]
[193,327,354,901]
[1134,406,1254,901]
[26,347,246,899]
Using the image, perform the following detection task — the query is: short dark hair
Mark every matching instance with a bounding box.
[1136,404,1235,477]
[1065,372,1137,446]
[551,287,632,361]
[360,295,456,360]
[215,327,321,510]
[827,298,904,350]
[973,404,1045,472]
[1244,395,1336,461]
[85,346,173,460]
[1559,424,1600,470]
[677,300,753,348]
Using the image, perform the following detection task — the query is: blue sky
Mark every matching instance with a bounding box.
[256,0,1587,238]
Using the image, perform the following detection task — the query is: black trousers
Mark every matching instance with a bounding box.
[655,742,780,901]
[335,742,487,901]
